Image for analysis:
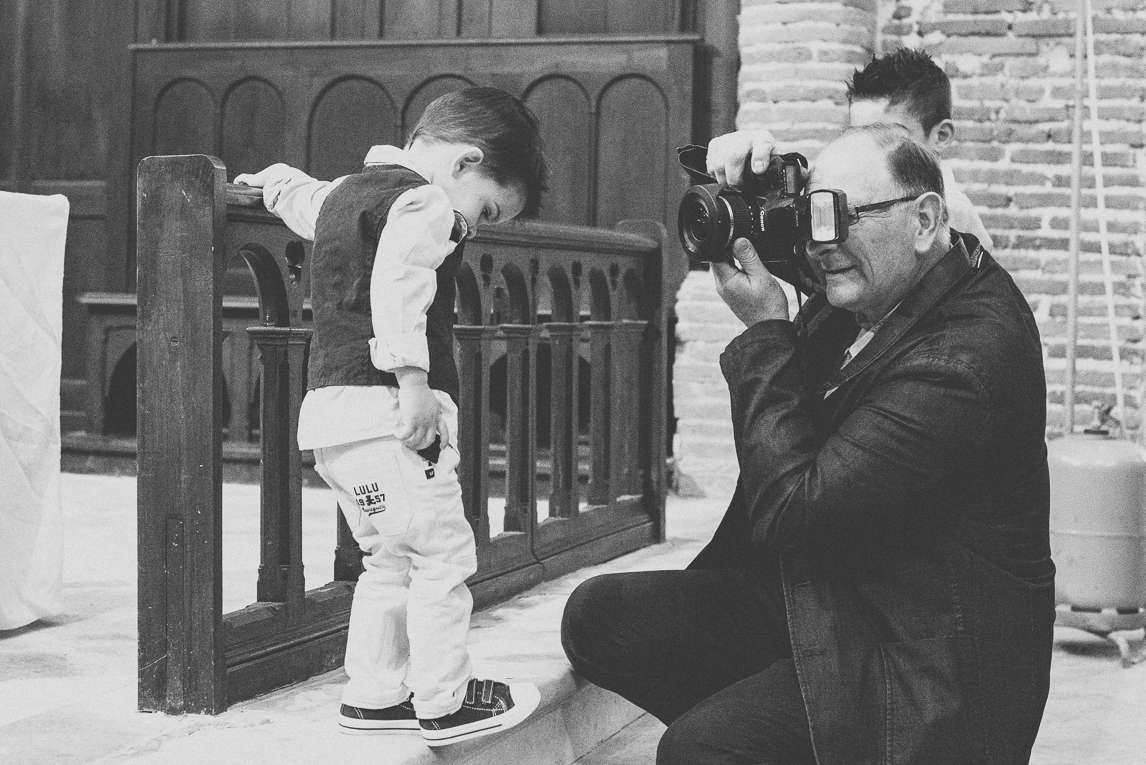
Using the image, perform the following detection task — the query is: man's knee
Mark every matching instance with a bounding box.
[560,575,615,674]
[657,712,713,765]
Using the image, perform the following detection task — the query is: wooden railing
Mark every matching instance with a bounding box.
[136,154,680,714]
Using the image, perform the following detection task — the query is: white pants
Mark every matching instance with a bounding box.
[314,436,477,718]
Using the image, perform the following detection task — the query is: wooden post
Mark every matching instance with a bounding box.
[545,322,581,518]
[249,326,310,612]
[617,219,672,540]
[586,321,613,505]
[615,320,649,496]
[137,154,227,714]
[500,324,537,534]
[456,325,496,542]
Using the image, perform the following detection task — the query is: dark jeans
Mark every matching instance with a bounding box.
[561,569,817,765]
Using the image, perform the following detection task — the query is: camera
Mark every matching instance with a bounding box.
[676,145,846,295]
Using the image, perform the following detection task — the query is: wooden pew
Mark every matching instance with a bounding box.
[135,154,679,714]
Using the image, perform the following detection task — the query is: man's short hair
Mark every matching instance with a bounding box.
[841,123,945,200]
[847,49,952,135]
[410,87,549,218]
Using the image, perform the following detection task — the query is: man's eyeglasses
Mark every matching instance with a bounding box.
[847,195,919,225]
[798,190,921,244]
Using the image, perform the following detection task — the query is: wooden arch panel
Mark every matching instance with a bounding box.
[308,78,399,179]
[153,79,216,157]
[594,76,668,229]
[222,79,285,180]
[525,76,593,226]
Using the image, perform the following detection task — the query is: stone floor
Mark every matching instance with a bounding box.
[1,473,1144,764]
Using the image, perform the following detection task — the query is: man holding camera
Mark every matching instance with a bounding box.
[561,124,1054,765]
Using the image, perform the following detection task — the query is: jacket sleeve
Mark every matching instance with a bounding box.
[720,320,991,556]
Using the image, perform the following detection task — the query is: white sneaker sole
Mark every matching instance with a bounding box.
[339,719,420,734]
[420,682,542,747]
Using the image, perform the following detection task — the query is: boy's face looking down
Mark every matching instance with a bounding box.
[848,98,955,155]
[416,141,527,237]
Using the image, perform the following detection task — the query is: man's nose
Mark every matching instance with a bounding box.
[805,241,831,260]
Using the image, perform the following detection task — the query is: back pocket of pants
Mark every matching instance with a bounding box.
[351,452,413,536]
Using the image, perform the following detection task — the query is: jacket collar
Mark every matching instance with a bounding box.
[813,231,984,393]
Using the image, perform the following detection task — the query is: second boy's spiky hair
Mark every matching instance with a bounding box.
[847,49,952,135]
[409,87,549,219]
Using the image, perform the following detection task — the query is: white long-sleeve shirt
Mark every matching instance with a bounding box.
[239,146,459,450]
[942,163,994,252]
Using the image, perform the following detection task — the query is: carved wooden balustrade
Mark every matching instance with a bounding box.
[136,154,679,714]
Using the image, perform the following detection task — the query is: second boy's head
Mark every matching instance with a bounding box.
[846,49,954,155]
[407,87,548,236]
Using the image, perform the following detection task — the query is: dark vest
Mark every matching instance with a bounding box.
[307,164,463,404]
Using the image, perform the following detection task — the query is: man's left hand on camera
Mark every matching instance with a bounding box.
[712,237,790,326]
[706,129,778,187]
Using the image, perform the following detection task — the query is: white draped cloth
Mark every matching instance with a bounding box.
[0,191,68,630]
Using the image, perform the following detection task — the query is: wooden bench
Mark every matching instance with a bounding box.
[136,154,681,714]
[78,291,316,439]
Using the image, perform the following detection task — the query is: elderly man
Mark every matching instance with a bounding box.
[561,125,1054,765]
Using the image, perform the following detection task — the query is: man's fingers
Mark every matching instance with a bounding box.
[707,133,752,188]
[705,130,779,188]
[710,260,738,292]
[731,238,767,276]
[748,132,777,176]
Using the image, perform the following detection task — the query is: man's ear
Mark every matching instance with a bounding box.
[452,146,485,177]
[926,119,955,152]
[914,191,945,254]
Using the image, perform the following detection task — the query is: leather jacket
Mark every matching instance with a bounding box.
[692,233,1055,764]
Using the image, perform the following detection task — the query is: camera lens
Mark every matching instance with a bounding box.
[682,198,711,239]
[677,185,731,261]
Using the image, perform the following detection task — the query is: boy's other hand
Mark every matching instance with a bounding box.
[394,367,440,451]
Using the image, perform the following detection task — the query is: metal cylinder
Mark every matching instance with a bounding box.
[1049,432,1146,610]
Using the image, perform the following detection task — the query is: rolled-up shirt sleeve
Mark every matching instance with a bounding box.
[368,184,456,373]
[239,163,346,241]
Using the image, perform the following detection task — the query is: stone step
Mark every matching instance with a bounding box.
[1,476,723,765]
[96,665,645,765]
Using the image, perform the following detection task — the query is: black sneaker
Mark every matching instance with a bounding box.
[338,696,418,734]
[419,678,541,747]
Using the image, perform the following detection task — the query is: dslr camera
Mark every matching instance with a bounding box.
[676,144,853,295]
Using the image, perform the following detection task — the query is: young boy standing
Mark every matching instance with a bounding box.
[236,87,548,746]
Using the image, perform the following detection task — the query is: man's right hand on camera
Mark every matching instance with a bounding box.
[712,238,791,327]
[706,129,779,187]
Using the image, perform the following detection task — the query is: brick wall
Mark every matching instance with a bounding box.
[671,0,1146,496]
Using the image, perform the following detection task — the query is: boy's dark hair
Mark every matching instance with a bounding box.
[409,87,549,218]
[847,49,952,135]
